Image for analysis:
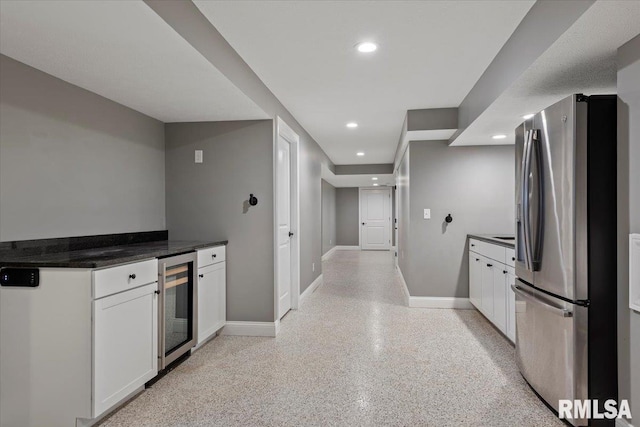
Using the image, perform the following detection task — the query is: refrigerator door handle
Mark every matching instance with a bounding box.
[521,129,534,271]
[530,129,544,270]
[511,284,573,318]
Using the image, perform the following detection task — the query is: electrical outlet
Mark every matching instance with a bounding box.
[424,209,431,220]
[312,263,315,272]
[329,239,332,244]
[195,150,203,163]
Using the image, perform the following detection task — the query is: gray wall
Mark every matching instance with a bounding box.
[145,0,334,296]
[336,188,359,246]
[0,55,165,241]
[401,140,515,297]
[397,148,411,281]
[321,180,336,255]
[165,120,274,323]
[617,34,640,419]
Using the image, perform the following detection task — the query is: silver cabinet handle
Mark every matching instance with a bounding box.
[511,284,572,318]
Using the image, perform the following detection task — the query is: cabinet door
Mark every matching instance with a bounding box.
[493,268,507,333]
[469,251,482,309]
[506,269,517,343]
[216,264,226,331]
[197,262,225,345]
[93,283,158,417]
[481,258,495,319]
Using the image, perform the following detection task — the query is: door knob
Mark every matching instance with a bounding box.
[289,231,294,237]
[362,222,366,225]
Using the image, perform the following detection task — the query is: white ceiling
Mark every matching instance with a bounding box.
[451,0,640,146]
[0,0,268,123]
[194,0,535,165]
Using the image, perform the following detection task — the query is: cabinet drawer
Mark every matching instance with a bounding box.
[470,239,506,264]
[93,259,158,299]
[506,248,516,267]
[197,245,226,268]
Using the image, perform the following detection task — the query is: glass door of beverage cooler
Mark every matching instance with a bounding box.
[158,252,197,369]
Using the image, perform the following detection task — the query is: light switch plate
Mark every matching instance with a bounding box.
[195,150,203,163]
[424,209,431,220]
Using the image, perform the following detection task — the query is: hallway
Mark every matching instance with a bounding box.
[101,250,562,427]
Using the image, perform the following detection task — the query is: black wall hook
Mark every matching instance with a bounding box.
[445,213,453,224]
[249,194,258,206]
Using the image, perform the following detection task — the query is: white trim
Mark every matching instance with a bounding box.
[408,297,474,309]
[616,418,634,427]
[359,187,393,250]
[300,274,323,306]
[334,246,360,251]
[274,117,301,320]
[221,321,278,337]
[397,266,410,306]
[321,246,337,261]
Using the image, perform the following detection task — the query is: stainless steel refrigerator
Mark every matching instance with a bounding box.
[514,94,618,426]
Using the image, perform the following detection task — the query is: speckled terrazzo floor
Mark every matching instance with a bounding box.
[99,250,563,427]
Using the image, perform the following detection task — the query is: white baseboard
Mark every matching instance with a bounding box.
[334,245,360,251]
[300,274,323,306]
[397,266,410,306]
[396,267,473,309]
[221,321,278,337]
[617,418,634,427]
[409,296,474,309]
[321,247,337,261]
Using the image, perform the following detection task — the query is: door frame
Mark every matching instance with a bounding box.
[274,117,300,323]
[358,186,393,251]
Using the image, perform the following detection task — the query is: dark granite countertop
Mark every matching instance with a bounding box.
[0,240,227,269]
[467,234,515,249]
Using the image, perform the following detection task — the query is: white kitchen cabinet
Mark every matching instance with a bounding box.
[0,259,159,427]
[481,257,495,318]
[197,245,226,345]
[469,238,515,344]
[493,267,508,332]
[93,282,158,417]
[469,253,482,308]
[505,267,517,342]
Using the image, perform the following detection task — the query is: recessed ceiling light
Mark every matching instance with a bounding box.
[373,183,379,186]
[356,42,377,53]
[357,152,365,156]
[346,122,358,128]
[492,134,507,140]
[523,114,534,119]
[372,177,378,181]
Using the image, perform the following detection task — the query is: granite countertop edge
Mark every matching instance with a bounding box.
[0,240,228,269]
[467,234,515,249]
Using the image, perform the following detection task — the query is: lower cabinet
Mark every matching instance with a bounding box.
[197,246,226,345]
[93,282,158,417]
[505,268,516,342]
[481,257,495,318]
[468,240,516,343]
[469,254,482,308]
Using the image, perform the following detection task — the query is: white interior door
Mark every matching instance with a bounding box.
[277,133,292,319]
[360,188,391,250]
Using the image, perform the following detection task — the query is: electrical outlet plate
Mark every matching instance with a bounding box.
[424,209,431,219]
[195,150,203,163]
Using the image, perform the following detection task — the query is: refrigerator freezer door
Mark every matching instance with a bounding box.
[513,279,588,426]
[534,96,587,301]
[515,121,535,286]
